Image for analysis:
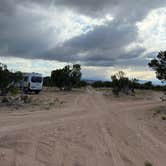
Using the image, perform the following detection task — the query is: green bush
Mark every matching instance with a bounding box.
[9,86,19,96]
[0,63,22,96]
[111,71,134,95]
[51,64,82,90]
[145,161,153,166]
[162,116,166,120]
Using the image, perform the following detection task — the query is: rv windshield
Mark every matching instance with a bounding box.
[31,76,42,83]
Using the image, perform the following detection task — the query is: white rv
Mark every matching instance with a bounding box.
[23,73,43,94]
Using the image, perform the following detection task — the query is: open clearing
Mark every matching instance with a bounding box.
[0,87,166,166]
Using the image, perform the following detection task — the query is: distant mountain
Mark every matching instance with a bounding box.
[82,79,98,84]
[138,80,165,85]
[82,78,165,86]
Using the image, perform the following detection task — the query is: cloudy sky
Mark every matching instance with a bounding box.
[0,0,166,82]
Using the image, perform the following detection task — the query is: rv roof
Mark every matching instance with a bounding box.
[23,72,42,76]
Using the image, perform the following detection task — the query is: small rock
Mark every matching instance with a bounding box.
[1,97,9,103]
[160,95,166,101]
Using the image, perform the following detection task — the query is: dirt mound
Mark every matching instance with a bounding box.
[0,95,31,106]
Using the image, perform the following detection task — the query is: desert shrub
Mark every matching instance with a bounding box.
[78,80,88,87]
[143,81,153,89]
[43,76,53,87]
[145,161,153,166]
[92,81,104,88]
[0,63,22,96]
[149,51,166,83]
[51,64,82,90]
[111,71,134,96]
[21,95,32,104]
[112,87,120,96]
[92,81,112,88]
[152,106,166,120]
[9,86,19,96]
[162,116,166,120]
[153,106,166,114]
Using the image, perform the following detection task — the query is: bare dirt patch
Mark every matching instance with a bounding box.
[0,87,165,166]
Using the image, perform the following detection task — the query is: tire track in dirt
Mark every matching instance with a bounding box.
[86,88,166,166]
[0,93,94,136]
[101,126,125,166]
[85,88,126,166]
[0,87,166,166]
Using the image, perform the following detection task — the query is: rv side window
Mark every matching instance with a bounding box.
[24,76,28,82]
[31,76,42,83]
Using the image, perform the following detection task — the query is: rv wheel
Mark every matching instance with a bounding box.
[35,91,40,94]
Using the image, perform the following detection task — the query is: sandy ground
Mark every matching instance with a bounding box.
[0,87,165,166]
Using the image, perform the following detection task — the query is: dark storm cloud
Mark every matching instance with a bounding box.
[0,0,165,66]
[0,0,15,15]
[40,20,147,66]
[24,0,166,21]
[0,2,55,58]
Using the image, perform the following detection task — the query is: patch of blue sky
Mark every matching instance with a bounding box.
[72,16,84,25]
[7,64,20,72]
[82,25,92,33]
[72,15,93,33]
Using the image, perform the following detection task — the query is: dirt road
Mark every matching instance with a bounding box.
[0,87,166,166]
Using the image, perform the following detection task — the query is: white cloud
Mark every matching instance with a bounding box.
[0,56,68,76]
[137,7,166,53]
[0,1,166,82]
[22,4,113,44]
[0,56,155,81]
[82,65,155,81]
